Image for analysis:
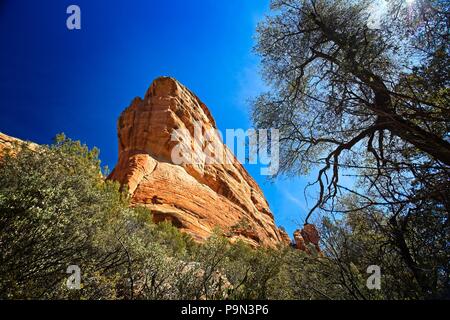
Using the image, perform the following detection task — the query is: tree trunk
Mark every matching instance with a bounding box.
[389,216,433,297]
[385,114,450,166]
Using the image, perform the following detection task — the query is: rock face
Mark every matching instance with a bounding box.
[0,132,16,154]
[293,224,321,253]
[108,77,289,247]
[0,132,38,155]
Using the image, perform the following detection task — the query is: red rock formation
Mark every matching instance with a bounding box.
[293,230,306,251]
[0,132,15,155]
[278,228,291,245]
[0,132,38,156]
[109,77,289,247]
[293,224,321,253]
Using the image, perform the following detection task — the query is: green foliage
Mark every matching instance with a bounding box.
[0,135,446,299]
[0,135,115,298]
[0,136,289,300]
[0,135,195,299]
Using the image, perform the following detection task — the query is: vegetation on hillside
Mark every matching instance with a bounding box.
[0,135,447,299]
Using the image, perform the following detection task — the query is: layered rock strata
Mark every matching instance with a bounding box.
[108,77,289,247]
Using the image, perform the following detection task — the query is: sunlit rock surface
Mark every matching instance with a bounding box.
[108,77,290,247]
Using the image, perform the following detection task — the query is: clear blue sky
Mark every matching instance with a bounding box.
[0,0,316,236]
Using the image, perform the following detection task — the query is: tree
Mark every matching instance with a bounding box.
[0,134,191,299]
[283,199,449,299]
[253,0,449,297]
[0,134,124,298]
[253,0,449,214]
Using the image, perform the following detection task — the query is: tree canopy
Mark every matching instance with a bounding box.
[254,0,449,216]
[253,0,449,296]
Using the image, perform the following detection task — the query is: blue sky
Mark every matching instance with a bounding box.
[0,0,316,236]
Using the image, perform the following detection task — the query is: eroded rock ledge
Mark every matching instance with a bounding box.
[0,132,38,155]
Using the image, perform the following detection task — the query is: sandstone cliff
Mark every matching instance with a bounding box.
[0,132,38,155]
[108,77,289,247]
[293,224,321,253]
